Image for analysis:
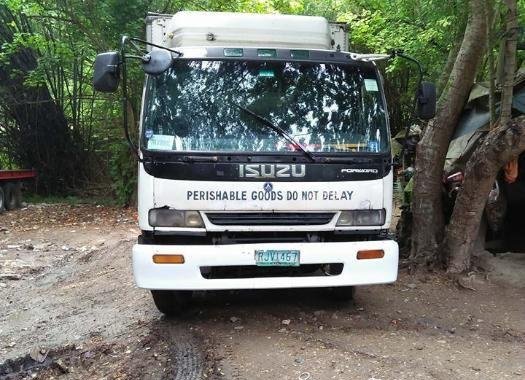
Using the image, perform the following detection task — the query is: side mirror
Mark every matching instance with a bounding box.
[142,49,172,75]
[93,52,120,92]
[416,82,436,120]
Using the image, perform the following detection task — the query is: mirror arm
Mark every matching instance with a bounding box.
[390,50,424,89]
[115,35,183,163]
[126,36,183,57]
[389,50,425,166]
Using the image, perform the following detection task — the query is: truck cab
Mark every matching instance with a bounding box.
[95,11,402,315]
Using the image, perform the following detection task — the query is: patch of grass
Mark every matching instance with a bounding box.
[24,193,118,206]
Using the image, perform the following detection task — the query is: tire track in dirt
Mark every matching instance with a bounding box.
[171,329,204,380]
[220,343,243,379]
[145,319,214,380]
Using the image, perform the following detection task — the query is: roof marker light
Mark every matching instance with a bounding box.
[291,50,309,59]
[224,48,243,57]
[257,49,277,58]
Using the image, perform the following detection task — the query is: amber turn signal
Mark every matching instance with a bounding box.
[152,254,185,264]
[356,249,385,260]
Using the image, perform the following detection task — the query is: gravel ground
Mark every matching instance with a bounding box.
[0,204,524,379]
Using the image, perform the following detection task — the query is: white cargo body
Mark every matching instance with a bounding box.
[133,11,398,314]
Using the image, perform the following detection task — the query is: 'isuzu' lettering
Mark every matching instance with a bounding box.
[239,164,306,178]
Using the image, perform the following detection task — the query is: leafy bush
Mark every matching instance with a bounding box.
[109,141,137,207]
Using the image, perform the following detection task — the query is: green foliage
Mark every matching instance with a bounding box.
[0,152,10,169]
[109,141,137,206]
[341,0,467,77]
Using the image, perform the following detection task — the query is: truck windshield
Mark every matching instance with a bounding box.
[142,60,389,154]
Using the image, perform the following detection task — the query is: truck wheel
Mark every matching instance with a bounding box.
[151,290,192,316]
[0,186,5,213]
[327,286,355,302]
[3,183,17,211]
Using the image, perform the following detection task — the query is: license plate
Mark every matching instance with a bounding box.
[255,250,300,267]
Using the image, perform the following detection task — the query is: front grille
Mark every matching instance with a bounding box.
[205,212,335,226]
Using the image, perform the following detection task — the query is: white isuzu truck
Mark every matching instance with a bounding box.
[93,11,436,315]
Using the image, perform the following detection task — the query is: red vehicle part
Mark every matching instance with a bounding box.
[0,169,37,182]
[0,169,37,213]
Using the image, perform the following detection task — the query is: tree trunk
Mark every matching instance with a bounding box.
[436,8,467,104]
[499,0,518,125]
[446,0,518,273]
[410,0,487,266]
[487,0,497,127]
[436,23,466,101]
[446,117,525,272]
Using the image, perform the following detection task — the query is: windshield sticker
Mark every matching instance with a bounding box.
[147,134,174,150]
[258,69,275,78]
[145,129,153,139]
[364,79,379,92]
[368,140,379,152]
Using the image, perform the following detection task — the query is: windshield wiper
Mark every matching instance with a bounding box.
[231,102,316,162]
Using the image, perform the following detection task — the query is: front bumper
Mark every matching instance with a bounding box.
[132,240,398,290]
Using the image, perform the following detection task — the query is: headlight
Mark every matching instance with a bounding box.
[148,209,204,227]
[336,209,386,226]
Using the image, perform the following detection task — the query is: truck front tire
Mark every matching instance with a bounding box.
[151,290,192,316]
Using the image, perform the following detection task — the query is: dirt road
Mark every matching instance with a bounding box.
[1,204,524,379]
